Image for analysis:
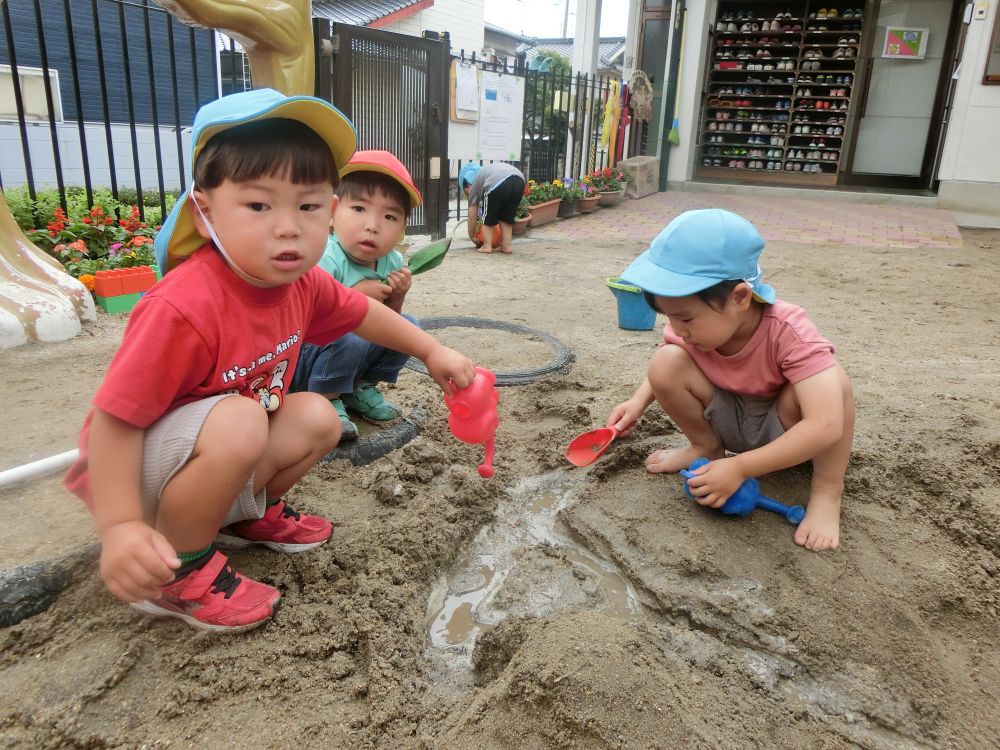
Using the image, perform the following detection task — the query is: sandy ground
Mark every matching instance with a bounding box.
[1,220,998,749]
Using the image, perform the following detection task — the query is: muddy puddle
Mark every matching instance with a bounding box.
[425,472,646,678]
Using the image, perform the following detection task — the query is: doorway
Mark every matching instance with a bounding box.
[842,0,962,188]
[636,0,672,153]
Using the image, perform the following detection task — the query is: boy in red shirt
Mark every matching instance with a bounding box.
[65,89,476,632]
[606,209,854,552]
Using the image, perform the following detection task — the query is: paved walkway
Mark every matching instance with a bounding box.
[529,190,963,250]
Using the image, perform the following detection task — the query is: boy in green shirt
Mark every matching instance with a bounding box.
[290,150,421,439]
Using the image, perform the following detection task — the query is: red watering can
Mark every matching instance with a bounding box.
[444,367,499,478]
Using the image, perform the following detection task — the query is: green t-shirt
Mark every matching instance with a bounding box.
[317,234,404,287]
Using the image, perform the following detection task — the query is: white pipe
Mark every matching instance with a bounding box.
[0,449,79,490]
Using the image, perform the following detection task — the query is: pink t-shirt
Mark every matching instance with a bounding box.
[662,299,836,397]
[65,245,369,507]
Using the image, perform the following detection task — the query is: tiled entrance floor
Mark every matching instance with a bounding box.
[529,190,963,250]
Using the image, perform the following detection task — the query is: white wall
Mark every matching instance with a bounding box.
[0,120,190,191]
[936,0,1000,211]
[381,0,485,58]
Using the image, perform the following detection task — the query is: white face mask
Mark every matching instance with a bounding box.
[190,182,270,286]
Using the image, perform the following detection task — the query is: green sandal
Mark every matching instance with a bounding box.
[341,384,401,423]
[330,398,358,441]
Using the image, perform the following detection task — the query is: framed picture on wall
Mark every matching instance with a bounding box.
[882,27,930,59]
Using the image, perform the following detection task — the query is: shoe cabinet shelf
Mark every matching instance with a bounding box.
[696,2,865,186]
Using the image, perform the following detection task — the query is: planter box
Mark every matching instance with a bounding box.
[618,155,660,199]
[597,189,625,207]
[557,198,577,218]
[512,215,530,235]
[527,198,561,227]
[576,195,600,213]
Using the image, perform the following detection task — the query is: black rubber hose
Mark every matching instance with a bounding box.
[404,317,574,386]
[322,404,428,466]
[0,543,98,628]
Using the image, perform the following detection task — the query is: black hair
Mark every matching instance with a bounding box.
[335,171,412,218]
[194,118,339,189]
[644,279,746,314]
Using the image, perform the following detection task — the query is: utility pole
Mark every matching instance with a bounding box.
[562,0,570,37]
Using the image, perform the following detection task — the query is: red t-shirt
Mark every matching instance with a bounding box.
[65,246,369,506]
[662,299,836,397]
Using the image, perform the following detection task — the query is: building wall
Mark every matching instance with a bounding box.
[0,0,216,127]
[936,0,1000,212]
[0,120,191,191]
[381,0,485,58]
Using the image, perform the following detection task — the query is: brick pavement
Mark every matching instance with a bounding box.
[528,190,963,250]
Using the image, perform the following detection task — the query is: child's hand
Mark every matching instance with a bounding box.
[685,457,747,508]
[385,268,412,297]
[425,344,476,394]
[99,520,180,602]
[606,398,645,437]
[353,278,393,302]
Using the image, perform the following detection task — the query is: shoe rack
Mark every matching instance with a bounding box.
[696,2,865,186]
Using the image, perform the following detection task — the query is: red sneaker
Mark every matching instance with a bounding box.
[215,499,333,553]
[129,551,280,633]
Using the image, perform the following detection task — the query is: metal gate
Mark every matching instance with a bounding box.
[314,22,449,238]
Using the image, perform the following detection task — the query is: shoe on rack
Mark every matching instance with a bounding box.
[216,498,334,553]
[342,384,401,424]
[129,550,281,633]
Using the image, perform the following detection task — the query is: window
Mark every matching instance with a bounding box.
[0,65,63,122]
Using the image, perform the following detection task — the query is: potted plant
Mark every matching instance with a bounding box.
[587,167,630,206]
[558,178,583,218]
[524,179,563,227]
[576,181,601,213]
[512,196,531,235]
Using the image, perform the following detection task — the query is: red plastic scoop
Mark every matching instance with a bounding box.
[565,427,619,467]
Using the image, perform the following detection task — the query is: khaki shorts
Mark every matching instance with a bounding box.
[140,394,266,527]
[703,389,786,454]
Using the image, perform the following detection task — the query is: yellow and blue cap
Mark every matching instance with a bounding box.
[154,88,356,274]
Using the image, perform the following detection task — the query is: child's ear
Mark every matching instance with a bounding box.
[328,195,339,233]
[189,188,213,240]
[732,282,754,310]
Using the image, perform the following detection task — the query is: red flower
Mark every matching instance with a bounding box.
[82,217,92,224]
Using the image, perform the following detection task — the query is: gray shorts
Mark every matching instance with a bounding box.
[140,394,266,527]
[704,389,786,454]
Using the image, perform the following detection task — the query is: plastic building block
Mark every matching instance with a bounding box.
[119,266,157,294]
[95,292,143,314]
[93,269,124,297]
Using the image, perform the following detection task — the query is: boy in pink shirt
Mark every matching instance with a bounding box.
[606,209,854,551]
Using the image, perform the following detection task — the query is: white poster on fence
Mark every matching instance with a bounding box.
[476,71,525,161]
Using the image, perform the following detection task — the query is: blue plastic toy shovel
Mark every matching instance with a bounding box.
[681,457,805,524]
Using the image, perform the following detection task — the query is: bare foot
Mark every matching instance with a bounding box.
[476,246,494,254]
[645,445,722,474]
[794,495,841,551]
[497,245,513,254]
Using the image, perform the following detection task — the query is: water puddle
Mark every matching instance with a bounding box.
[426,472,643,669]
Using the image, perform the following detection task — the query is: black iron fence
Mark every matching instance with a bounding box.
[446,53,624,224]
[1,3,628,234]
[0,0,218,223]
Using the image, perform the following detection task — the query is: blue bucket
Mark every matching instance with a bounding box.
[606,277,657,330]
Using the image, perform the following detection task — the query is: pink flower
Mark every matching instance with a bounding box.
[110,243,123,255]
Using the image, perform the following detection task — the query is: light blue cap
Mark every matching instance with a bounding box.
[459,162,481,189]
[155,88,356,274]
[620,208,775,303]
